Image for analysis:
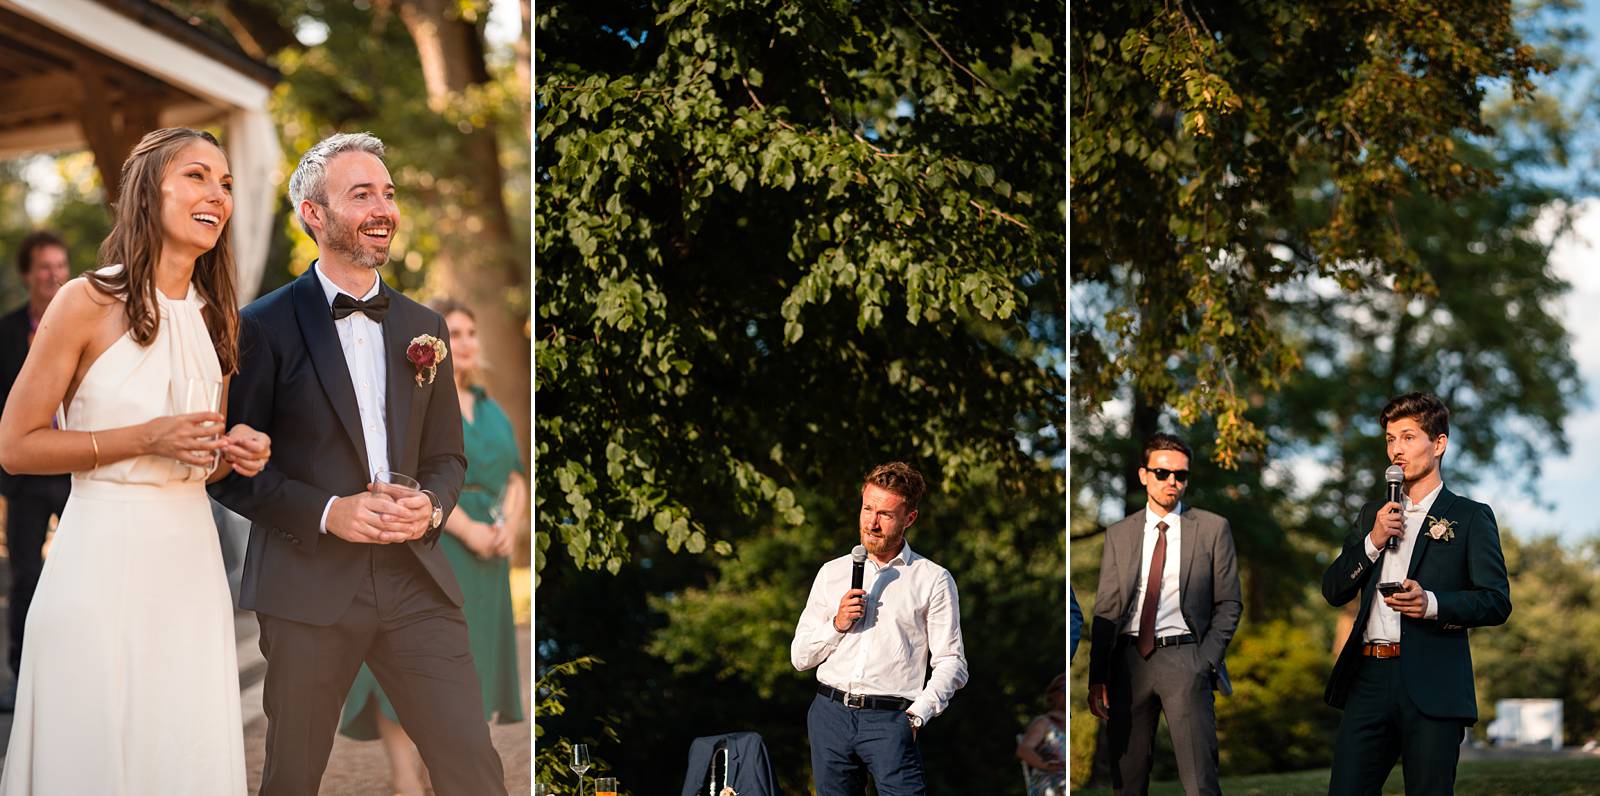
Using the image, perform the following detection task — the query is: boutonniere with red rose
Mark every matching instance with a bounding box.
[406,334,447,386]
[1425,515,1457,543]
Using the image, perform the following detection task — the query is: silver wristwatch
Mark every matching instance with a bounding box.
[422,489,444,529]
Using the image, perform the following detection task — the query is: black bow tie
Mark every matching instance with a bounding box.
[330,292,390,323]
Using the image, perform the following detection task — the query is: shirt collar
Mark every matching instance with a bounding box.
[1404,482,1444,516]
[312,259,382,306]
[872,540,917,568]
[1146,502,1182,531]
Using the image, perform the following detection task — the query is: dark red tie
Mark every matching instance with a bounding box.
[1137,521,1169,659]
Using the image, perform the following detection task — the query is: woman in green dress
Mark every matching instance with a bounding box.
[338,298,526,796]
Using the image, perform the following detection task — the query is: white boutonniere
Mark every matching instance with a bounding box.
[1425,515,1457,542]
[405,334,448,386]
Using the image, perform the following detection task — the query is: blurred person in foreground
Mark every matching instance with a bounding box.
[338,297,526,795]
[1016,672,1066,795]
[1087,432,1242,796]
[1322,392,1511,796]
[0,230,72,711]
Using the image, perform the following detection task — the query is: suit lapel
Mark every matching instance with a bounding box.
[1179,506,1199,605]
[380,284,416,474]
[1119,510,1146,616]
[1407,486,1456,579]
[292,269,370,476]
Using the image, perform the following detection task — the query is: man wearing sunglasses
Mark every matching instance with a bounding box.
[1087,433,1242,795]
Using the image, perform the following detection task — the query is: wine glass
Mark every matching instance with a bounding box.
[571,743,592,795]
[169,377,223,477]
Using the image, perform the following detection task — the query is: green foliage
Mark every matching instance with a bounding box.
[536,0,1064,575]
[534,656,620,794]
[1072,0,1552,465]
[1472,532,1600,745]
[1213,620,1337,774]
[0,154,114,308]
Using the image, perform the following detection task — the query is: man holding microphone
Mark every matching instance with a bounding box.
[791,461,967,796]
[1322,392,1511,795]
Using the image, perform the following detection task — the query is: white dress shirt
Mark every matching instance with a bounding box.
[1362,482,1442,642]
[1122,503,1192,638]
[313,262,390,533]
[790,542,968,725]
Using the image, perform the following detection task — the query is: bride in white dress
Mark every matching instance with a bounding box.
[0,128,272,795]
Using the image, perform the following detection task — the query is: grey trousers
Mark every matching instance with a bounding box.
[1107,638,1220,796]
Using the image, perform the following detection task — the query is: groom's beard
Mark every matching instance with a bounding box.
[322,214,393,270]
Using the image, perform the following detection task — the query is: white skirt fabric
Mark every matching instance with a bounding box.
[0,478,246,795]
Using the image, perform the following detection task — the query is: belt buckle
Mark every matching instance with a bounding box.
[844,693,866,709]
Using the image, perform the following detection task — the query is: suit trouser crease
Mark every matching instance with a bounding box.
[1108,639,1220,796]
[1329,658,1463,796]
[807,694,926,796]
[257,544,504,796]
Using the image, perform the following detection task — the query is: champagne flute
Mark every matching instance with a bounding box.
[571,743,592,796]
[169,377,223,477]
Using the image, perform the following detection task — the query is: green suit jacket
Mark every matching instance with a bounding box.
[1321,487,1511,723]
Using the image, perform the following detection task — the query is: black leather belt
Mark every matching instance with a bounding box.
[817,685,912,711]
[1124,633,1197,648]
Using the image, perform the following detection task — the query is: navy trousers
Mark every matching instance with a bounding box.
[1328,658,1466,796]
[807,693,926,796]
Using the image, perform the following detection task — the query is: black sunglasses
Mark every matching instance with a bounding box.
[1145,467,1189,483]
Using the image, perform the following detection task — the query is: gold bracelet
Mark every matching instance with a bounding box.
[89,431,100,470]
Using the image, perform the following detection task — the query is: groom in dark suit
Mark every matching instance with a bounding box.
[211,133,505,795]
[1088,433,1242,795]
[1322,392,1510,796]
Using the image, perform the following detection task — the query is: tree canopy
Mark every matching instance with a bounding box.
[1069,0,1592,786]
[536,0,1065,792]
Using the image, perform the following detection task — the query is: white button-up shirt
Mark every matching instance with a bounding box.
[313,262,390,532]
[1362,482,1442,642]
[1122,503,1192,638]
[791,542,968,725]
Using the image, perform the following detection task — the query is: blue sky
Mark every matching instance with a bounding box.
[1488,1,1600,545]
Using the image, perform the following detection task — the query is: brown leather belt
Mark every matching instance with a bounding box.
[1362,642,1401,658]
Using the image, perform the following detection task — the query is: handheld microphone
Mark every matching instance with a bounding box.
[851,545,867,591]
[1384,465,1404,551]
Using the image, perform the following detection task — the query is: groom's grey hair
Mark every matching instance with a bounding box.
[288,132,387,240]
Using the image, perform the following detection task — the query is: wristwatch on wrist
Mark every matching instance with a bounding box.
[422,489,444,529]
[907,712,923,730]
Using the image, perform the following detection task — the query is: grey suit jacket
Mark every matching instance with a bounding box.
[1088,506,1243,695]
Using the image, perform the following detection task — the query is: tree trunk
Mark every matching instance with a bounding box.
[393,0,531,475]
[1125,395,1160,516]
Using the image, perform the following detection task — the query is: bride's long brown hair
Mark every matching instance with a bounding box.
[88,128,240,375]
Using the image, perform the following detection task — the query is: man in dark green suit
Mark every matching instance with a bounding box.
[1322,392,1511,796]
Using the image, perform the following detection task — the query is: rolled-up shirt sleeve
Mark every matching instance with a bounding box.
[791,564,846,671]
[909,569,967,724]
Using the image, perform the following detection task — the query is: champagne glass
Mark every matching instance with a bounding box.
[571,743,592,796]
[596,776,618,796]
[169,377,223,476]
